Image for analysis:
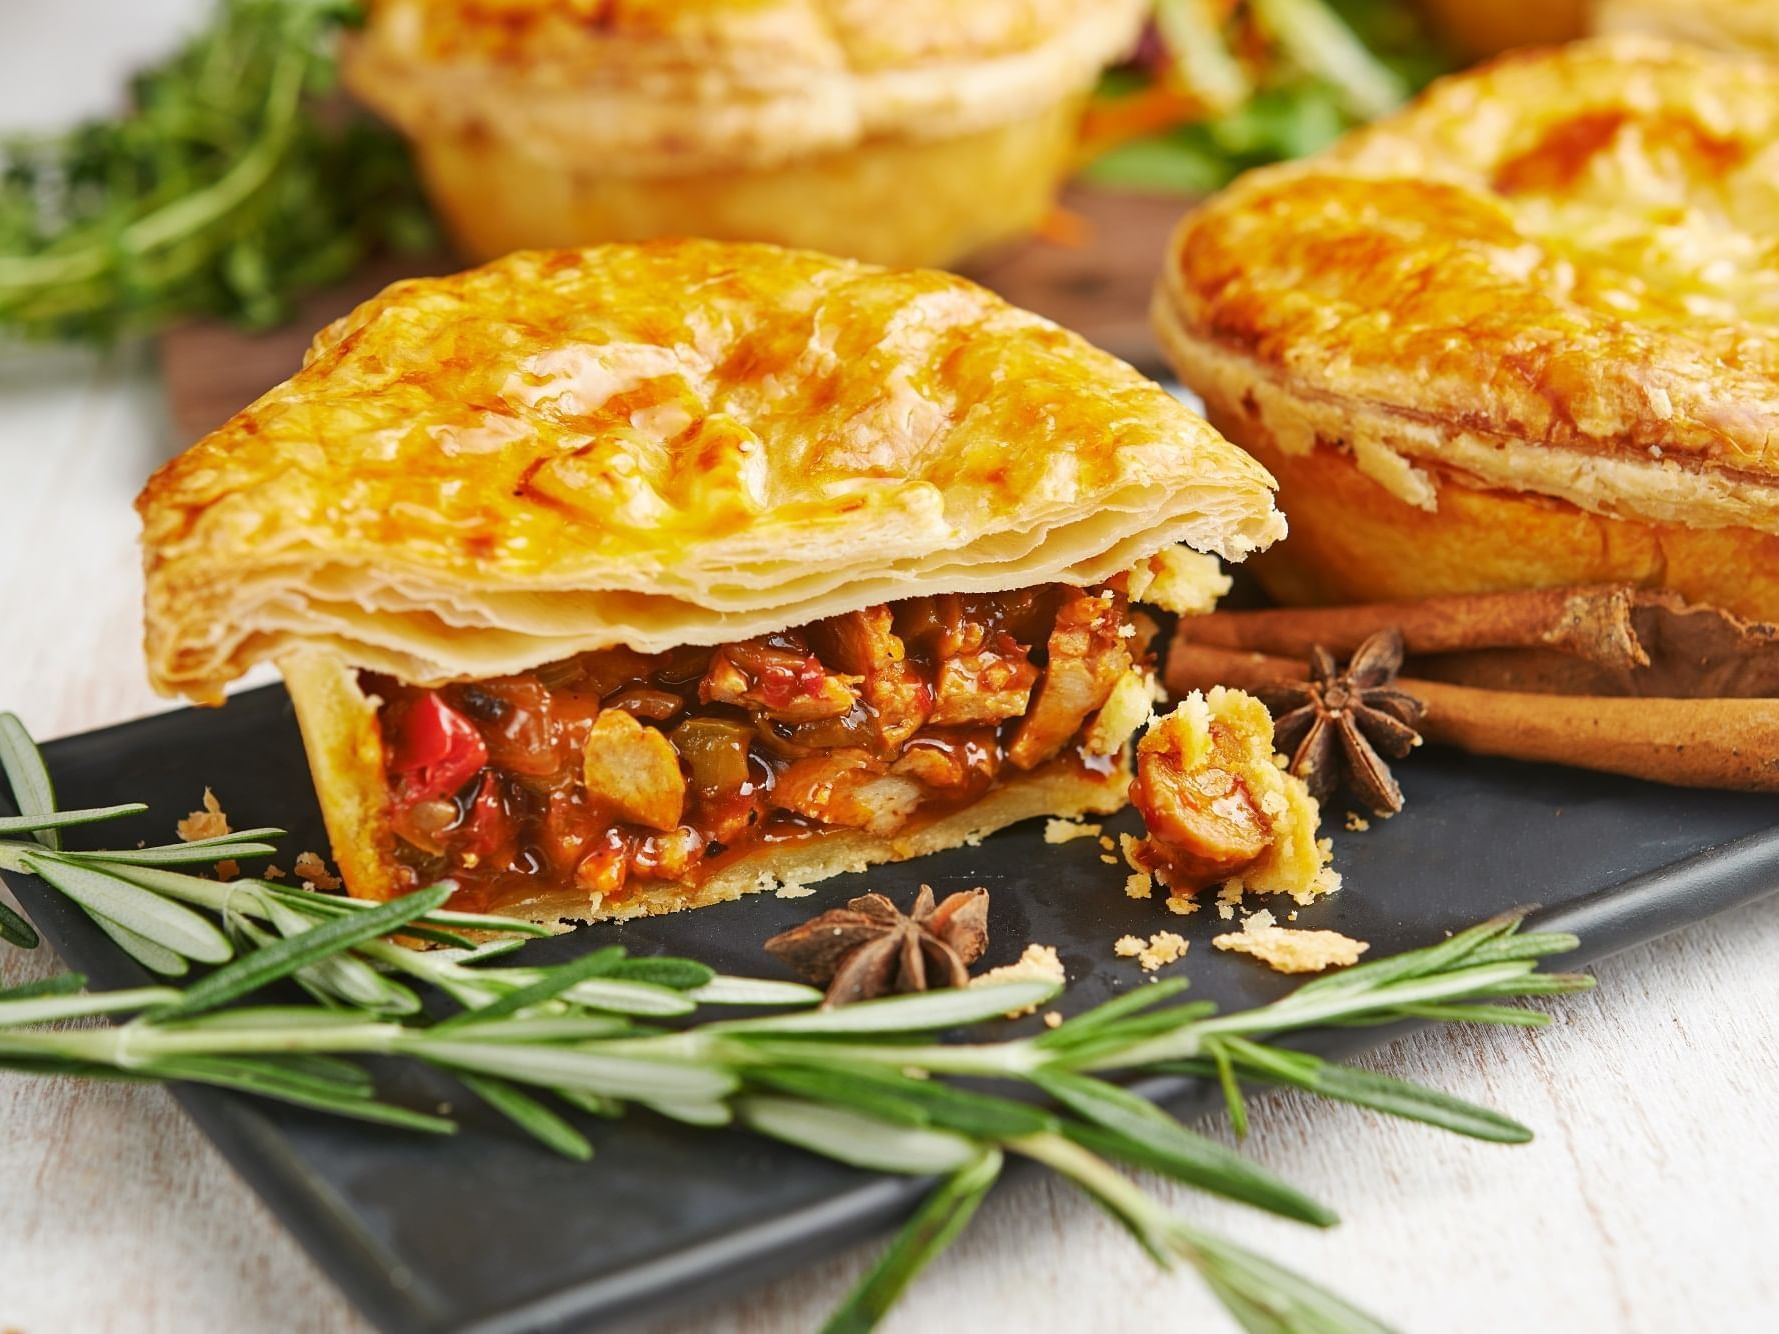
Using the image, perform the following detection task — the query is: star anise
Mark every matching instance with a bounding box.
[763,885,991,1007]
[1257,628,1426,816]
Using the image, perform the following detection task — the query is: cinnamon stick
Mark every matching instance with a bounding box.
[1167,643,1779,793]
[1186,587,1650,671]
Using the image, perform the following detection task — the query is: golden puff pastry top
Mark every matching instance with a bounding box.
[139,240,1283,703]
[1160,38,1779,535]
[346,0,1147,172]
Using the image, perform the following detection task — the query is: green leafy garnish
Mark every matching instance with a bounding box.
[0,712,1592,1331]
[0,0,434,342]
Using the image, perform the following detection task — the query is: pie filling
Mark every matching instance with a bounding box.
[366,583,1154,913]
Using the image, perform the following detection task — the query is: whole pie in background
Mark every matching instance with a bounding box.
[136,239,1283,926]
[340,0,1147,269]
[1154,36,1779,623]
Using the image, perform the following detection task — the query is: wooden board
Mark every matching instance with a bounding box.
[157,187,1188,443]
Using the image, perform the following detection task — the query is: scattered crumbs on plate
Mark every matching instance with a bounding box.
[972,943,1066,1016]
[774,881,816,900]
[176,787,230,842]
[1115,930,1189,972]
[1043,1011,1063,1029]
[1164,894,1199,916]
[214,859,240,881]
[1099,853,1118,865]
[294,850,342,891]
[1345,812,1371,832]
[1124,870,1154,900]
[1213,910,1369,974]
[263,864,286,880]
[1044,818,1103,845]
[1097,834,1115,852]
[1118,831,1145,871]
[1217,880,1245,919]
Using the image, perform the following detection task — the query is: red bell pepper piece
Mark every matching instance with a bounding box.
[388,693,489,805]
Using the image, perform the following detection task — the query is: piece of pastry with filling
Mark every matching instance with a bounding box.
[1154,37,1779,624]
[136,239,1284,926]
[341,0,1147,268]
[1126,688,1333,901]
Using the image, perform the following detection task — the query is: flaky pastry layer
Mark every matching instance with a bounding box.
[343,0,1146,175]
[1158,37,1779,539]
[141,241,1282,702]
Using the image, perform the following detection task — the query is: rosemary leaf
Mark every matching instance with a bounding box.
[0,986,181,1028]
[0,897,38,950]
[149,1056,457,1134]
[153,882,452,1017]
[431,946,626,1032]
[686,975,825,1008]
[0,713,59,849]
[1176,1221,1399,1334]
[712,981,1058,1037]
[604,957,716,991]
[61,833,283,866]
[1173,1041,1533,1144]
[92,913,192,977]
[822,1148,1002,1334]
[737,1096,980,1176]
[640,1098,733,1127]
[558,977,699,1018]
[1034,977,1196,1048]
[1033,1069,1336,1226]
[459,1072,594,1162]
[0,803,147,835]
[23,854,233,964]
[414,1040,736,1103]
[0,972,85,1002]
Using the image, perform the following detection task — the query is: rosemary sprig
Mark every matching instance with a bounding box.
[0,714,1593,1331]
[0,0,434,342]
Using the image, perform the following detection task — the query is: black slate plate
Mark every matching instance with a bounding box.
[6,683,1779,1333]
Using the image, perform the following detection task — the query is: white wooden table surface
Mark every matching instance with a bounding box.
[3,10,1778,1333]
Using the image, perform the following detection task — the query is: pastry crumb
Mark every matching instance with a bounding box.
[1097,835,1115,852]
[293,850,342,891]
[1216,881,1245,920]
[773,881,816,900]
[1213,915,1369,974]
[1043,1010,1063,1029]
[1115,930,1190,972]
[213,859,240,882]
[263,864,286,880]
[1164,894,1199,916]
[1099,853,1118,865]
[1118,831,1145,872]
[1044,818,1103,845]
[176,788,230,842]
[1125,547,1231,616]
[1124,871,1154,900]
[972,944,1066,1016]
[1344,812,1371,832]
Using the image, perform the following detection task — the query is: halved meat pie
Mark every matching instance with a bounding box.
[138,241,1282,924]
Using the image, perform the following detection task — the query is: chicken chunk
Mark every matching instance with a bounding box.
[582,708,686,832]
[818,607,932,751]
[1007,588,1133,769]
[771,750,924,836]
[701,638,860,723]
[929,638,1038,726]
[892,729,1001,797]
